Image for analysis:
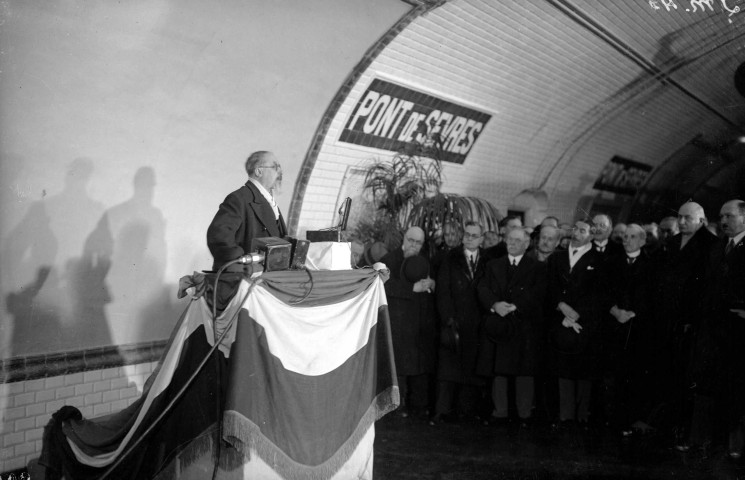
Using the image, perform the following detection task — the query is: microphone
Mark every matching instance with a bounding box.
[237,252,265,265]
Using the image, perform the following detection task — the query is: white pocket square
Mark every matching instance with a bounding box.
[587,266,594,270]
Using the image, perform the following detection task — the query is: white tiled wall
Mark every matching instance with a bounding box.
[0,361,157,473]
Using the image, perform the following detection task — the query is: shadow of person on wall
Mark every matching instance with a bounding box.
[86,167,176,357]
[2,158,116,359]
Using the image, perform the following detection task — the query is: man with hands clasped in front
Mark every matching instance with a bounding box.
[546,220,607,427]
[477,228,546,427]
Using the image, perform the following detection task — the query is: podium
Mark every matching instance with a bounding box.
[40,268,399,479]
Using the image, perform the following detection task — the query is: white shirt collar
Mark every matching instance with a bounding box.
[248,178,279,220]
[626,249,641,258]
[594,239,609,248]
[569,243,592,269]
[508,254,524,265]
[463,247,479,260]
[570,242,593,256]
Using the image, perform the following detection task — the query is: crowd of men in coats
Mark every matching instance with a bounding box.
[379,199,745,461]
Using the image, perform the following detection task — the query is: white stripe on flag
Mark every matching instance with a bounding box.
[242,277,387,376]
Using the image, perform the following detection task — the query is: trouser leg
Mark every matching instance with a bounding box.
[434,380,456,416]
[515,376,535,419]
[492,376,509,418]
[576,379,592,422]
[558,378,576,421]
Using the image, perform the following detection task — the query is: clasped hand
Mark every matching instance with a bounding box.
[413,277,435,293]
[610,305,636,324]
[491,301,517,317]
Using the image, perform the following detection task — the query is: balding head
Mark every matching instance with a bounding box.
[245,151,282,192]
[402,226,425,258]
[677,202,706,236]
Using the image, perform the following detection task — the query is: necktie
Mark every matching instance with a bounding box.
[469,255,476,274]
[627,256,635,265]
[597,245,605,253]
[725,239,735,255]
[512,259,517,267]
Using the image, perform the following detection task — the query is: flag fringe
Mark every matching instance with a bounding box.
[221,386,399,480]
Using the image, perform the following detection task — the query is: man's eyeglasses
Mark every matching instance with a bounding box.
[463,233,483,239]
[260,164,281,171]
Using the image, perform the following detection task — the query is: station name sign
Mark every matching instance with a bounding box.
[593,156,653,195]
[339,78,491,164]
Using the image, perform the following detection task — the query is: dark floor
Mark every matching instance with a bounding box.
[373,412,745,480]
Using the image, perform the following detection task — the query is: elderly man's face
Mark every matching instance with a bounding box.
[505,229,529,257]
[442,224,462,249]
[570,221,593,248]
[538,227,560,254]
[257,153,283,192]
[402,229,425,258]
[720,202,745,238]
[592,215,612,242]
[463,225,483,252]
[623,228,646,254]
[677,203,705,235]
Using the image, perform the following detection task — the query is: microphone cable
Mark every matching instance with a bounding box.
[99,257,256,480]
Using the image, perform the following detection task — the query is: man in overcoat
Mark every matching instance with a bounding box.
[693,200,745,459]
[546,220,607,425]
[654,201,717,444]
[380,226,437,417]
[602,224,656,434]
[206,151,287,270]
[477,227,546,425]
[432,221,488,423]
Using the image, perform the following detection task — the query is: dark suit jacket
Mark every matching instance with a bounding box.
[435,247,487,383]
[603,251,656,371]
[206,181,287,270]
[694,234,745,423]
[655,227,718,339]
[476,254,546,376]
[546,247,608,379]
[593,240,624,260]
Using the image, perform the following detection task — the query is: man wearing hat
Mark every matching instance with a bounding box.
[380,226,437,417]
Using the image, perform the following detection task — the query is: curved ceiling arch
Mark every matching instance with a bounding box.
[290,0,745,235]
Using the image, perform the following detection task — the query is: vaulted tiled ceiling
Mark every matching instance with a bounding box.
[292,0,745,231]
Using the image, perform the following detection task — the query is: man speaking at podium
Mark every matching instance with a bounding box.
[207,151,287,270]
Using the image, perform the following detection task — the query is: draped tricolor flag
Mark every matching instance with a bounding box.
[40,268,399,480]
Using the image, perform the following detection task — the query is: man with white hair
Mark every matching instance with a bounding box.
[380,226,437,417]
[207,151,286,270]
[603,224,656,435]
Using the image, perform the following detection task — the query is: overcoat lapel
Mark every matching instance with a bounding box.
[246,182,281,237]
